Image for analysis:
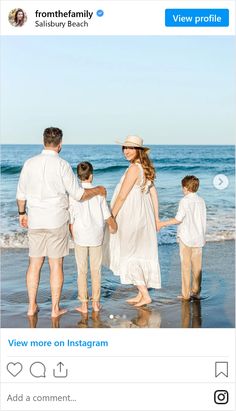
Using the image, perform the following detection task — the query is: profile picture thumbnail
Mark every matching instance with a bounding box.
[8,8,27,27]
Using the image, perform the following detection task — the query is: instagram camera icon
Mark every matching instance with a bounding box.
[214,390,229,405]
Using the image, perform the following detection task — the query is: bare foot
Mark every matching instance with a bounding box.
[51,308,67,318]
[190,292,201,300]
[134,298,152,307]
[27,305,39,316]
[92,302,102,312]
[126,293,142,304]
[75,303,88,314]
[177,295,191,301]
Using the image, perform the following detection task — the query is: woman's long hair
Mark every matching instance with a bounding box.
[134,148,156,183]
[121,147,156,183]
[122,146,156,184]
[15,9,25,26]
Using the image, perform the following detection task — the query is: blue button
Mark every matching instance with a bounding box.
[165,9,229,27]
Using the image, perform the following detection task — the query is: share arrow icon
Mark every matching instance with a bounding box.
[53,362,68,378]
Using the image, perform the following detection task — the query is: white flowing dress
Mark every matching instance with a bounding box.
[103,163,161,289]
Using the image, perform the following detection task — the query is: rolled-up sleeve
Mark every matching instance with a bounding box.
[61,161,84,201]
[175,199,185,222]
[16,164,27,200]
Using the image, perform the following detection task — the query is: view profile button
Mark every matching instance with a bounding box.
[165,9,229,27]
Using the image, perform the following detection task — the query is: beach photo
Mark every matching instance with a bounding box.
[1,36,235,328]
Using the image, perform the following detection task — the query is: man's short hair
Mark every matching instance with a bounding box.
[77,162,93,181]
[43,127,63,147]
[181,175,200,192]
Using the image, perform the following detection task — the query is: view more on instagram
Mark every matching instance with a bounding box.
[0,1,235,410]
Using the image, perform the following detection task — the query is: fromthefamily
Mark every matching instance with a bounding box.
[34,9,93,28]
[16,127,206,318]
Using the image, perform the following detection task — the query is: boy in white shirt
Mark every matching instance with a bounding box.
[157,175,206,301]
[69,162,117,313]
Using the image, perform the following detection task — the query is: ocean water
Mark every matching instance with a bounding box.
[0,144,235,248]
[1,145,235,328]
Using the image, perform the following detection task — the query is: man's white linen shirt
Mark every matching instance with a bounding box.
[69,182,111,247]
[16,150,84,229]
[175,193,206,247]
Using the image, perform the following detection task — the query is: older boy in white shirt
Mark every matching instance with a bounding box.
[157,175,206,301]
[69,162,117,313]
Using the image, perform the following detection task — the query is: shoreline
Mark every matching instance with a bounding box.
[1,236,235,249]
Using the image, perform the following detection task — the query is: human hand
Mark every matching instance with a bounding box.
[109,224,118,234]
[156,221,164,232]
[19,214,28,228]
[69,224,74,240]
[97,186,107,197]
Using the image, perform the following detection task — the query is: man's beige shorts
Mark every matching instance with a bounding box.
[28,222,69,258]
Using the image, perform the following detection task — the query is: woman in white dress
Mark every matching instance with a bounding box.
[104,136,161,307]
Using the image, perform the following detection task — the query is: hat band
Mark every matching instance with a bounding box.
[123,141,143,147]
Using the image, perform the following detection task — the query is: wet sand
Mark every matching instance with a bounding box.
[1,241,235,328]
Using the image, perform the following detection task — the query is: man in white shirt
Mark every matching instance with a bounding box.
[157,175,206,300]
[69,162,117,313]
[16,127,106,318]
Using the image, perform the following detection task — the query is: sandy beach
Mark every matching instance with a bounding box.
[1,241,234,328]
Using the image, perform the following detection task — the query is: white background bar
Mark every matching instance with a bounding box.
[1,329,235,410]
[2,356,235,383]
[1,0,235,36]
[1,382,235,410]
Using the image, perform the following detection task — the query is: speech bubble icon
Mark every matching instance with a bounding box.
[30,362,46,378]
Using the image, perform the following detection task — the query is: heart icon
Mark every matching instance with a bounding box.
[7,362,23,377]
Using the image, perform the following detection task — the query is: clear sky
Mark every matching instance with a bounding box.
[1,36,235,144]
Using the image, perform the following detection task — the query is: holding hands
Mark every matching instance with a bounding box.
[156,220,165,232]
[156,218,181,232]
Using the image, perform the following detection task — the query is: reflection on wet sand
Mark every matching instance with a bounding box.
[27,300,202,328]
[51,312,109,328]
[77,312,89,328]
[26,299,200,329]
[51,316,61,328]
[131,308,161,328]
[27,313,38,328]
[181,300,202,328]
[49,307,162,329]
[77,311,110,328]
[27,313,62,328]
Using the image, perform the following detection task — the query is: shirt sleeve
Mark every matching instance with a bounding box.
[101,197,111,220]
[61,161,84,201]
[16,163,27,200]
[175,199,186,222]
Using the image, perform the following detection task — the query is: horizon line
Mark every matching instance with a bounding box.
[1,143,235,146]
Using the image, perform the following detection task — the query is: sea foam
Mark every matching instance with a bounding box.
[0,231,235,248]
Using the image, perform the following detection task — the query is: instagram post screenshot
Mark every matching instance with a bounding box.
[0,1,235,410]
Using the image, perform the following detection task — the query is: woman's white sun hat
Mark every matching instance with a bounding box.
[115,135,149,151]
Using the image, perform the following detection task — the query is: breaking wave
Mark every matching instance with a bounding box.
[1,230,235,249]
